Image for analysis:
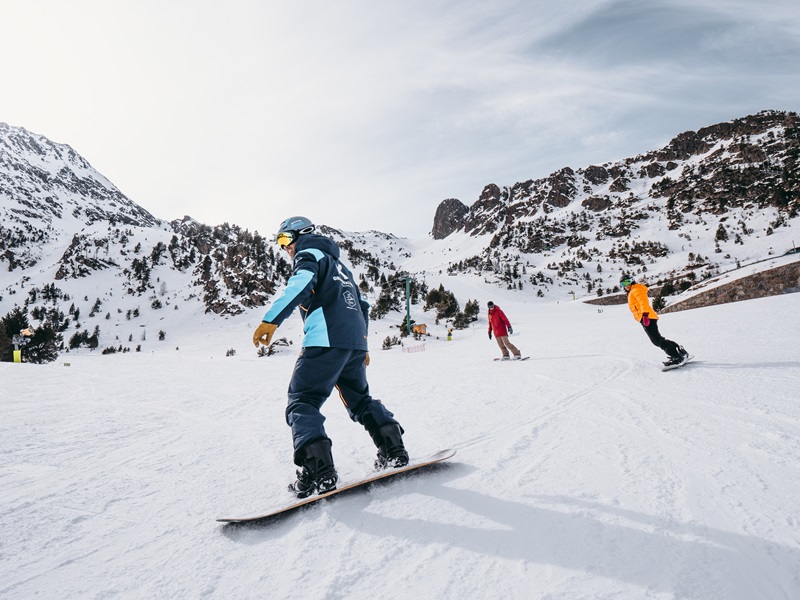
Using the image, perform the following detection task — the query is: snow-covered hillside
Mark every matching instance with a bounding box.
[2,292,799,599]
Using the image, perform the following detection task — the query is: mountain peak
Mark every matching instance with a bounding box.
[431,109,799,247]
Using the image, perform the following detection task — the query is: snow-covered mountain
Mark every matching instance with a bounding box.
[0,123,404,356]
[1,112,799,360]
[0,123,161,269]
[432,109,799,298]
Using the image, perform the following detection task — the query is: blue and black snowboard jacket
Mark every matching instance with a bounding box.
[262,234,370,351]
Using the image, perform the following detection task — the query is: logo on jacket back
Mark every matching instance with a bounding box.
[343,291,358,310]
[332,262,359,310]
[333,262,354,289]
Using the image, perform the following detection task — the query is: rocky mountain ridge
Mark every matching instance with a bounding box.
[0,123,160,270]
[430,110,799,298]
[433,110,798,240]
[0,124,403,319]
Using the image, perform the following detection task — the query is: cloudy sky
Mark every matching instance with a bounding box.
[3,0,799,238]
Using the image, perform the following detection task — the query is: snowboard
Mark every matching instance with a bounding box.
[494,356,530,361]
[661,354,695,371]
[217,448,456,524]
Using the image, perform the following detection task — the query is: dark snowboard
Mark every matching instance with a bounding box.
[217,449,456,524]
[494,356,530,361]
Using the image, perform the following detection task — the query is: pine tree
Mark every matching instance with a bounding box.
[1,307,29,342]
[25,324,62,364]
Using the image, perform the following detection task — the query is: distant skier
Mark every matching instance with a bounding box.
[253,216,409,498]
[620,273,689,368]
[487,301,522,360]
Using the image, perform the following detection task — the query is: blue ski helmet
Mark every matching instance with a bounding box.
[275,216,315,247]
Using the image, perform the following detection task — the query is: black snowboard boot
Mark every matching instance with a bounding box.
[662,354,684,368]
[288,438,338,498]
[375,425,410,470]
[363,415,409,469]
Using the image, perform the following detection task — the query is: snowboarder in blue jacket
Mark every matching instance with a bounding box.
[253,216,408,498]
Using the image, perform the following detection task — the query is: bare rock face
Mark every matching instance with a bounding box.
[581,196,613,212]
[431,198,469,239]
[427,109,799,251]
[583,165,609,185]
[544,167,576,210]
[464,184,505,236]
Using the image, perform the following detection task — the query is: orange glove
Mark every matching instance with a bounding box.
[253,322,278,347]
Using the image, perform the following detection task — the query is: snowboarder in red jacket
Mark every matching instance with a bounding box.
[487,301,522,360]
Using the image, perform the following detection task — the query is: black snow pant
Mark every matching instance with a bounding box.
[641,319,682,359]
[286,347,400,466]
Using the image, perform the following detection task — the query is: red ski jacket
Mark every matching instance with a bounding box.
[487,306,512,337]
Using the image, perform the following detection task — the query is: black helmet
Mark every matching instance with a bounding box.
[487,301,495,308]
[275,216,315,247]
[619,274,635,287]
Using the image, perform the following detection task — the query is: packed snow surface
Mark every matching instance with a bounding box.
[3,293,800,599]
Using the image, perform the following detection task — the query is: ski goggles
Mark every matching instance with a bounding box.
[275,232,296,248]
[620,279,633,288]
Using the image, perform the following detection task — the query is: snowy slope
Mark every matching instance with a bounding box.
[3,292,799,599]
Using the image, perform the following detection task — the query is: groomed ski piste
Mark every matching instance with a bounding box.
[3,284,799,599]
